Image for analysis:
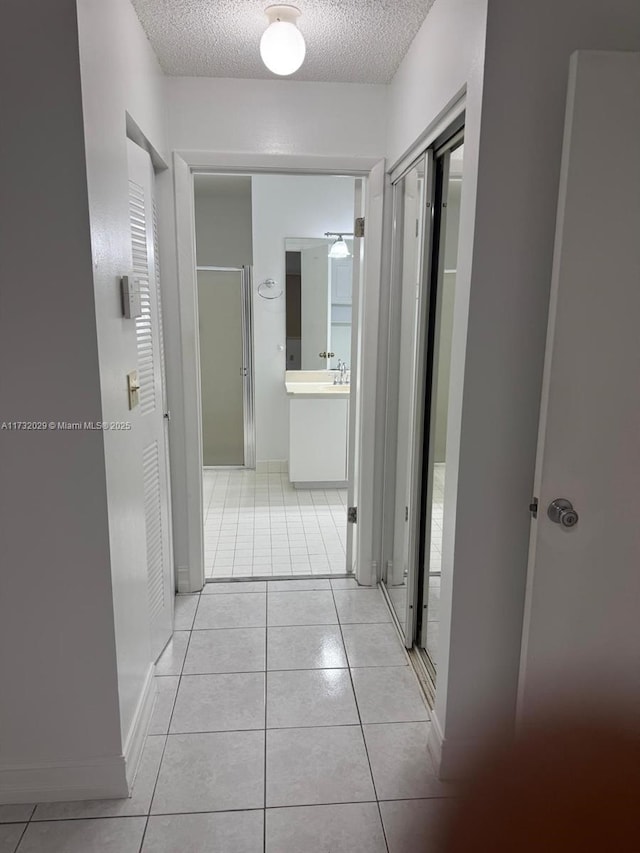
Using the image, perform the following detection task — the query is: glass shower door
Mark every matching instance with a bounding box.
[197,266,255,468]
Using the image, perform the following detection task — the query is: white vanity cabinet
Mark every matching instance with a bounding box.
[286,371,350,486]
[289,396,349,486]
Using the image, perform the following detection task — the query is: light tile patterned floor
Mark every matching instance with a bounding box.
[6,582,456,853]
[203,469,349,578]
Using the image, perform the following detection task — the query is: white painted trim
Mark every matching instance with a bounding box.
[176,565,193,594]
[427,708,444,770]
[0,665,155,804]
[122,664,156,792]
[174,153,205,594]
[353,159,388,588]
[174,151,387,597]
[389,90,467,179]
[177,150,378,175]
[0,757,127,805]
[346,178,364,577]
[430,711,484,781]
[292,481,347,490]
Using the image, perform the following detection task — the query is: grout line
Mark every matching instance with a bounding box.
[191,620,392,631]
[173,663,409,675]
[329,582,390,853]
[263,583,268,852]
[331,587,396,853]
[20,797,453,825]
[11,821,30,850]
[139,615,196,846]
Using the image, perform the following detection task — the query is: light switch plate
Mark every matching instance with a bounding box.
[127,370,140,410]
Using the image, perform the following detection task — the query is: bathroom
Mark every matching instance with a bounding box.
[195,172,359,580]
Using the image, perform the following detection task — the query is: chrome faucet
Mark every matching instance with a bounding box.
[334,359,348,385]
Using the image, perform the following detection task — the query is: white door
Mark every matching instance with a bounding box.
[127,140,174,661]
[345,180,364,575]
[387,154,431,640]
[518,52,640,721]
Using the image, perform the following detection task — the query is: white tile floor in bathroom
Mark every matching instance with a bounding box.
[204,468,349,578]
[2,581,456,853]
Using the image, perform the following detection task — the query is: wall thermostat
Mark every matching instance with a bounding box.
[120,275,142,319]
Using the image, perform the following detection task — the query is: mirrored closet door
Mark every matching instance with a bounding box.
[382,121,465,700]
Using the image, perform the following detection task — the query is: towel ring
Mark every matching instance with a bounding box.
[257,278,283,300]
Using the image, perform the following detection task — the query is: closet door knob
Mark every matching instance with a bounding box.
[547,498,579,529]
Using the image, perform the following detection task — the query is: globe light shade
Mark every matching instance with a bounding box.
[260,5,306,76]
[329,237,351,259]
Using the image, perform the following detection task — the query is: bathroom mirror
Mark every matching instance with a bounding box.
[285,237,354,371]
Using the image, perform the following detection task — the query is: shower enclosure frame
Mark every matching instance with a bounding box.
[196,264,256,470]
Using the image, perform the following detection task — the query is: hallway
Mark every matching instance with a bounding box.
[1,582,454,853]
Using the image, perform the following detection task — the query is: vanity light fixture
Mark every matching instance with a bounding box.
[260,5,306,76]
[325,232,353,259]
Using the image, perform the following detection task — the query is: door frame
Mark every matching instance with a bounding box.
[173,152,386,593]
[196,264,256,469]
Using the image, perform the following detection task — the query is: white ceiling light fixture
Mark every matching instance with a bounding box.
[260,4,306,76]
[326,232,352,259]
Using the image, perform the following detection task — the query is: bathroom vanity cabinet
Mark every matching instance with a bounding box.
[285,371,349,487]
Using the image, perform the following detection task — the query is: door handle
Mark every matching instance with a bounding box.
[547,498,579,529]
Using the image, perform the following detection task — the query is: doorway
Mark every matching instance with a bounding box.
[193,172,364,581]
[382,123,465,699]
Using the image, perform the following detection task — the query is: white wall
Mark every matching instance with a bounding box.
[387,0,640,779]
[252,175,355,461]
[76,0,168,768]
[0,0,125,800]
[440,0,640,773]
[386,0,487,168]
[384,0,488,778]
[166,77,388,157]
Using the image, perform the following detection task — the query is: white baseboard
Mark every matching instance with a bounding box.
[176,565,193,594]
[427,709,444,771]
[293,481,347,489]
[0,756,128,805]
[122,664,157,792]
[256,460,288,474]
[0,666,157,805]
[429,714,484,781]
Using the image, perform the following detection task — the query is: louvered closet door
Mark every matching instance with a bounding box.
[127,139,174,661]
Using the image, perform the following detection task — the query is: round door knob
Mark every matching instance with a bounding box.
[547,498,579,529]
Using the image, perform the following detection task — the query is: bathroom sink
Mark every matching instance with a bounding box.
[285,381,350,396]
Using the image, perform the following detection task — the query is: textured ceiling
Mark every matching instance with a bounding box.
[130,0,437,83]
